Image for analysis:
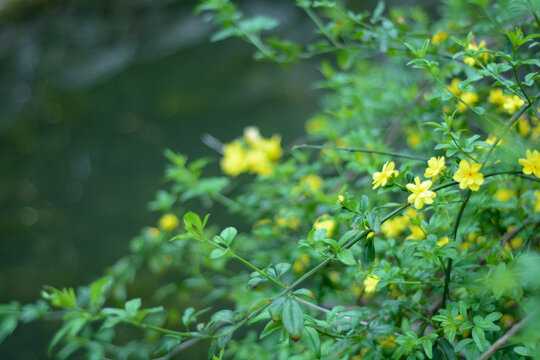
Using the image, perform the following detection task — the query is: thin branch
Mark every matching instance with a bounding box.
[442,189,471,308]
[292,144,428,161]
[482,93,540,168]
[153,338,201,360]
[501,216,531,248]
[201,133,224,154]
[477,311,537,360]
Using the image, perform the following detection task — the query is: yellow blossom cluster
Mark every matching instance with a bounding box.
[431,30,448,45]
[292,174,324,196]
[464,40,490,66]
[448,78,478,112]
[488,89,525,114]
[220,127,282,177]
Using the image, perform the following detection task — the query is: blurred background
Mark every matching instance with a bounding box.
[0,0,320,357]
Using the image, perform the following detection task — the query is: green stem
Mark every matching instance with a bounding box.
[303,7,341,49]
[481,93,540,168]
[512,65,530,103]
[476,61,522,100]
[235,26,276,61]
[230,252,286,289]
[428,69,482,115]
[442,189,471,308]
[293,144,427,161]
[449,132,479,163]
[127,319,210,339]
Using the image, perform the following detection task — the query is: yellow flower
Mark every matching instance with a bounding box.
[338,194,345,203]
[457,91,479,112]
[488,88,506,106]
[314,215,336,237]
[381,215,408,238]
[494,188,515,202]
[260,135,283,161]
[378,334,397,348]
[221,140,248,176]
[372,161,399,189]
[453,159,484,191]
[431,30,448,45]
[533,190,540,212]
[406,176,436,209]
[299,174,324,192]
[510,236,524,250]
[436,237,449,247]
[500,314,515,330]
[246,149,274,175]
[329,271,341,284]
[243,126,261,145]
[518,117,531,137]
[424,156,446,180]
[158,214,179,231]
[503,95,525,114]
[293,254,311,273]
[407,132,421,148]
[364,274,380,294]
[305,115,327,134]
[448,78,461,95]
[485,134,501,147]
[518,149,540,178]
[464,40,489,66]
[406,223,425,240]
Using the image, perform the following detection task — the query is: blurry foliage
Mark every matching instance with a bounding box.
[2,0,540,359]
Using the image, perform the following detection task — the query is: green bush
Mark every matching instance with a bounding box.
[2,1,540,359]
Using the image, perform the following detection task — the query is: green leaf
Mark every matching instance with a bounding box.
[514,346,532,356]
[260,320,283,339]
[125,298,142,318]
[219,227,237,245]
[338,229,360,247]
[268,297,286,322]
[90,276,113,309]
[210,248,228,259]
[303,326,321,358]
[423,339,433,359]
[436,339,457,360]
[361,240,375,268]
[293,288,315,299]
[182,307,196,328]
[275,263,291,278]
[282,298,304,341]
[0,316,18,344]
[239,16,279,34]
[314,228,327,241]
[472,327,486,351]
[455,338,473,352]
[42,286,77,309]
[337,248,357,266]
[183,212,204,234]
[371,1,385,23]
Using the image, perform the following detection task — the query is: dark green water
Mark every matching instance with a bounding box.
[0,0,319,357]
